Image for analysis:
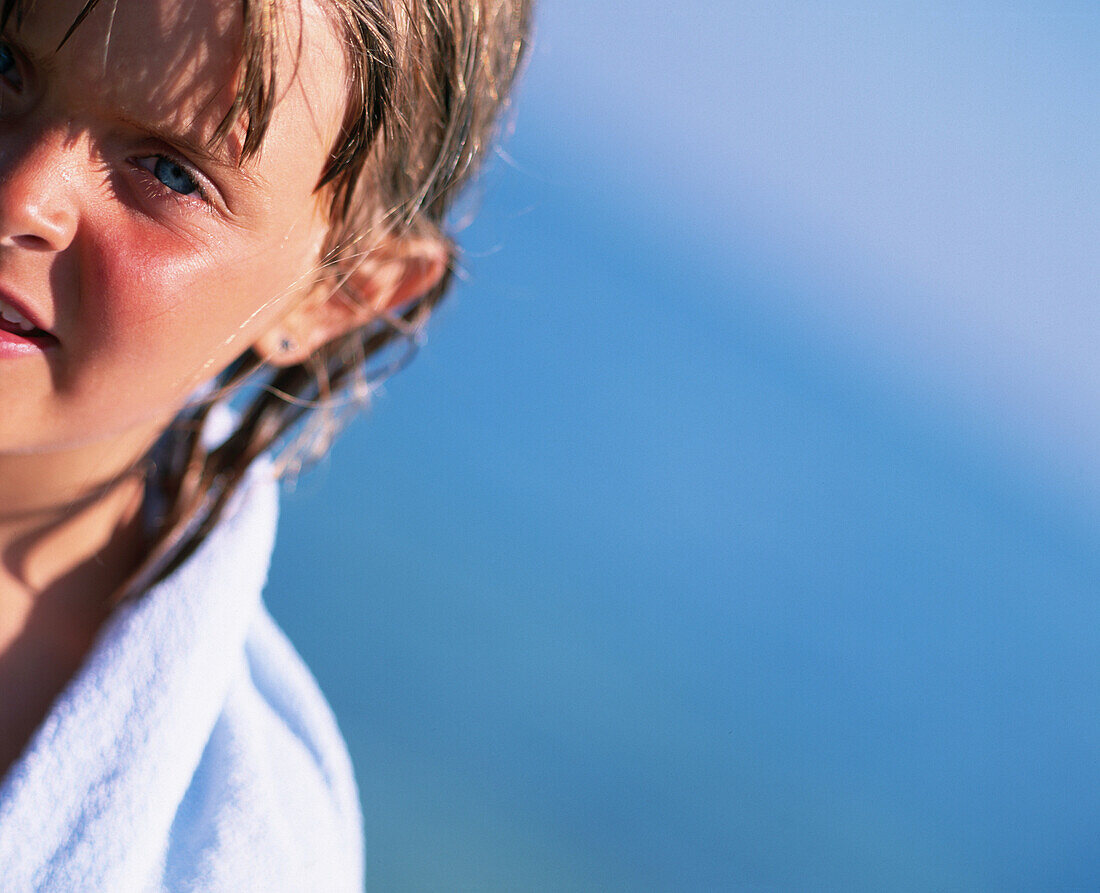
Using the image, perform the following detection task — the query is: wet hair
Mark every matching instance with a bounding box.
[1,0,532,595]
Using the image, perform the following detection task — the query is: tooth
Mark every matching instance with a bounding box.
[0,303,34,332]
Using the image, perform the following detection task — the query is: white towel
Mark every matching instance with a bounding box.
[0,462,364,892]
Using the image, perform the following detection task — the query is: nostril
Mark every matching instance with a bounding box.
[0,137,82,253]
[0,197,79,251]
[8,233,55,251]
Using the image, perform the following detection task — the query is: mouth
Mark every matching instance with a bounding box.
[0,294,57,348]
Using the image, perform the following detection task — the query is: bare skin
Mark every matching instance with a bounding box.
[0,0,446,778]
[0,467,145,774]
[0,0,348,777]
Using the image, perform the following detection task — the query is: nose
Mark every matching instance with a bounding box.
[0,123,80,253]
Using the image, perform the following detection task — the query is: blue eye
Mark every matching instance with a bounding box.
[134,154,209,206]
[0,41,23,89]
[151,157,198,195]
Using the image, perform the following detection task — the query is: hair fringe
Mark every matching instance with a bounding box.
[0,0,531,603]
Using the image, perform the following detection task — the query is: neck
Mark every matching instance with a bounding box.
[0,431,161,777]
[0,437,154,656]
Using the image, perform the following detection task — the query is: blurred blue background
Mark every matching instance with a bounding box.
[266,2,1100,889]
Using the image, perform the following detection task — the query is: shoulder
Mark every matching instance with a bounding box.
[0,449,363,892]
[157,608,364,892]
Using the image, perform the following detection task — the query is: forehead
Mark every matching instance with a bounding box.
[10,0,346,163]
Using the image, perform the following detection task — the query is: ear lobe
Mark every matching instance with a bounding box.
[254,236,448,367]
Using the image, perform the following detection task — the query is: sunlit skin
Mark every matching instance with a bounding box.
[0,0,355,774]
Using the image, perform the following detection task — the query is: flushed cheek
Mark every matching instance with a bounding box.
[84,223,307,351]
[80,221,232,335]
[48,227,313,437]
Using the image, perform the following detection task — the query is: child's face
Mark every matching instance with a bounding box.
[0,0,345,461]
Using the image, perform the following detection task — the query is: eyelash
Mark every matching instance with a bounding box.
[131,154,214,208]
[0,37,216,214]
[0,39,23,92]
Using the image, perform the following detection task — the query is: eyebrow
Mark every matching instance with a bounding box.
[0,24,257,179]
[111,108,246,171]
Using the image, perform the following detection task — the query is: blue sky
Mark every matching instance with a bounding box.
[267,3,1100,888]
[532,1,1100,504]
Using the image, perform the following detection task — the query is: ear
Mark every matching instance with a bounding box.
[254,235,448,367]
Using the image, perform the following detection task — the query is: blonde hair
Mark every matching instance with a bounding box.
[1,0,532,595]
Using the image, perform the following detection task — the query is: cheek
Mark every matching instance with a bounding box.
[83,219,315,361]
[50,216,320,433]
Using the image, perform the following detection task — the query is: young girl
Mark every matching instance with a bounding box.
[0,0,530,888]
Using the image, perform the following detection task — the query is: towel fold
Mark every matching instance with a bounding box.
[0,461,364,892]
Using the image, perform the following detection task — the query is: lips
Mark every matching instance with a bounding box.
[0,291,57,347]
